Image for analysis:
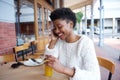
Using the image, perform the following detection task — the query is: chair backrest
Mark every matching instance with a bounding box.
[97,57,115,80]
[14,45,24,53]
[22,42,31,50]
[13,43,31,62]
[13,45,24,62]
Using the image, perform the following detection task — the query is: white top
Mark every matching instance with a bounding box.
[45,35,100,80]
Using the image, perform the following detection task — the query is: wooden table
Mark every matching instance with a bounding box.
[0,62,68,80]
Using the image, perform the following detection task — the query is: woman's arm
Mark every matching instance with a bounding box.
[48,40,58,49]
[44,30,59,58]
[48,29,59,49]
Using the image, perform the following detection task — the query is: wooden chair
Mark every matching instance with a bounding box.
[22,42,32,55]
[13,45,25,62]
[97,57,115,80]
[13,42,31,62]
[22,43,31,50]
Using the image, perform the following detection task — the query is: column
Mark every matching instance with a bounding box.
[41,7,45,35]
[60,0,64,8]
[98,0,104,47]
[90,3,94,40]
[79,20,82,35]
[34,0,39,40]
[16,0,20,36]
[112,17,115,35]
[85,6,87,36]
[54,0,60,8]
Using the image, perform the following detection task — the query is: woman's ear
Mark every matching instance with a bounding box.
[69,21,74,28]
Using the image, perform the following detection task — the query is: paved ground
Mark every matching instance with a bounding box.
[94,36,120,80]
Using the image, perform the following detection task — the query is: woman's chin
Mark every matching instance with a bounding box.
[59,36,65,40]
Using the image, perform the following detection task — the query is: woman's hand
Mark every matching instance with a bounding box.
[49,30,58,41]
[45,55,75,77]
[45,55,65,73]
[48,30,58,49]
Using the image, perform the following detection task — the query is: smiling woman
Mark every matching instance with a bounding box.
[44,8,100,80]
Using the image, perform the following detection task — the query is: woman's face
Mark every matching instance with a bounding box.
[53,19,73,40]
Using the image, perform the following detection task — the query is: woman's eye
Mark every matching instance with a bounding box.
[58,26,62,29]
[53,28,56,31]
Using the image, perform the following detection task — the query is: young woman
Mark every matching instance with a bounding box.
[45,8,100,80]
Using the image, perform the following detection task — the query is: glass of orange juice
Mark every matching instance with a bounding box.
[45,64,53,77]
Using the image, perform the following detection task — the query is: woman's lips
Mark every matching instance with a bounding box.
[58,33,62,37]
[58,33,64,39]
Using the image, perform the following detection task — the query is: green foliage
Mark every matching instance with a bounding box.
[75,12,83,23]
[74,27,77,30]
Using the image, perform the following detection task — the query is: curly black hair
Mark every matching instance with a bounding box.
[50,8,76,28]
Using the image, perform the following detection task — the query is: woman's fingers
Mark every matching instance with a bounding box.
[45,55,65,74]
[45,55,56,67]
[46,55,56,60]
[49,30,58,41]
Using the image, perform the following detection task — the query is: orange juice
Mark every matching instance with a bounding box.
[45,65,53,77]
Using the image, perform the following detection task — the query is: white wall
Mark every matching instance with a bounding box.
[0,0,15,23]
[94,0,120,19]
[20,7,34,22]
[104,19,113,27]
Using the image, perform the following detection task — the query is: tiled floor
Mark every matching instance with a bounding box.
[94,37,120,80]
